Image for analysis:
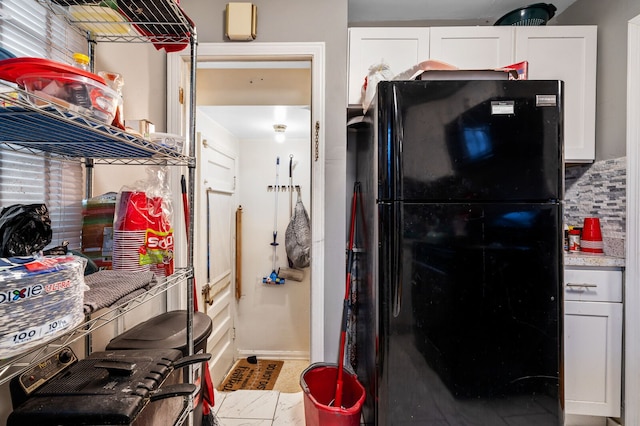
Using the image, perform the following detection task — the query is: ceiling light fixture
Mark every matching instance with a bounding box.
[273,124,287,143]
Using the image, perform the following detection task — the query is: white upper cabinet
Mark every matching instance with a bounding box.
[348,27,429,106]
[514,26,597,162]
[347,25,598,162]
[429,26,514,69]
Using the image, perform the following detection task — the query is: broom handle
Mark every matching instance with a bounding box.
[289,155,293,217]
[182,174,217,415]
[274,157,280,233]
[271,157,280,273]
[335,182,360,408]
[181,175,199,312]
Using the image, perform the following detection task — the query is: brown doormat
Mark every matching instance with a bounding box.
[218,358,284,391]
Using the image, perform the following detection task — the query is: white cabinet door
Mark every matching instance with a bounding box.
[515,26,597,162]
[348,27,429,105]
[347,26,598,161]
[565,300,622,417]
[429,26,514,69]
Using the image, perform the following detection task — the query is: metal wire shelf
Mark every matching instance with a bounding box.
[0,267,192,387]
[0,83,193,166]
[0,0,200,409]
[36,0,195,46]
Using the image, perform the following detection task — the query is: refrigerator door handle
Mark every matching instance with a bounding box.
[392,202,402,317]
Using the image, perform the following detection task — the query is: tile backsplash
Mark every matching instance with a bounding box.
[564,157,626,257]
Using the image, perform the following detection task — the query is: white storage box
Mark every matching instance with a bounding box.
[0,255,86,359]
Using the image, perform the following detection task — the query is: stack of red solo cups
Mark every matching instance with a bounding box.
[580,217,604,254]
[112,191,151,273]
[112,191,174,276]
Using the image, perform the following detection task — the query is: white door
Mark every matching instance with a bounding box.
[196,132,238,384]
[168,42,326,364]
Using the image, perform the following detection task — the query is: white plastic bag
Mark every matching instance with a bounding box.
[362,61,395,113]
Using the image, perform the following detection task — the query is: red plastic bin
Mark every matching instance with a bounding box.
[300,362,365,426]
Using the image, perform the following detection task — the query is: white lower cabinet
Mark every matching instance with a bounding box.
[564,267,623,419]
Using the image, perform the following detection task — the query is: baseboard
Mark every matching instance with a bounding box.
[236,349,309,360]
[565,414,607,426]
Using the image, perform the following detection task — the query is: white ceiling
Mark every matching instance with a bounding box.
[197,62,311,142]
[198,105,311,141]
[348,0,577,23]
[198,1,579,141]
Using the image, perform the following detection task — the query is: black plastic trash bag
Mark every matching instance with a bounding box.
[0,204,52,257]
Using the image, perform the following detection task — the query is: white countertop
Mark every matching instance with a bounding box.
[564,252,625,268]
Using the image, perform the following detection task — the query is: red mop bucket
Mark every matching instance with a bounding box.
[300,363,365,426]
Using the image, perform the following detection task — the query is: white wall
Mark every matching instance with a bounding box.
[195,111,311,358]
[179,0,348,363]
[93,43,168,196]
[235,137,311,357]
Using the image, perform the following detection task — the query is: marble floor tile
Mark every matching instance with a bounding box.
[213,389,228,414]
[215,419,274,426]
[212,386,557,426]
[273,392,305,425]
[216,389,279,420]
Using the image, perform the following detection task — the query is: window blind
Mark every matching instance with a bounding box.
[0,0,86,251]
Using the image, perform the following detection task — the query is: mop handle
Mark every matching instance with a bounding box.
[335,181,361,408]
[273,156,280,234]
[289,154,293,217]
[270,157,280,273]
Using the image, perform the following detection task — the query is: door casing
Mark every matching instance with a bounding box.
[167,42,326,363]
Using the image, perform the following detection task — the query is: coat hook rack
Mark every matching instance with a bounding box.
[267,185,301,192]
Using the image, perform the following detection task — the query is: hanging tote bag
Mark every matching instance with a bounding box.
[285,194,311,268]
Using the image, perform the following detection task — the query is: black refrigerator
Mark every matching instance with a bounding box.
[352,80,564,425]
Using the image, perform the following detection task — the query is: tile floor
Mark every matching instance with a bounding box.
[211,360,365,425]
[212,388,305,425]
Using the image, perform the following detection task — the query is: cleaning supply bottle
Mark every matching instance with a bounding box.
[72,52,90,72]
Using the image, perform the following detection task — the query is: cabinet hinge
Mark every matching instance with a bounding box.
[179,87,184,105]
[232,327,236,340]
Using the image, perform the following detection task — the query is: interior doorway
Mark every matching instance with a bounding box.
[167,43,326,385]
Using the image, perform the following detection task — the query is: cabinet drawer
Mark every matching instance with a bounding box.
[564,267,622,302]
